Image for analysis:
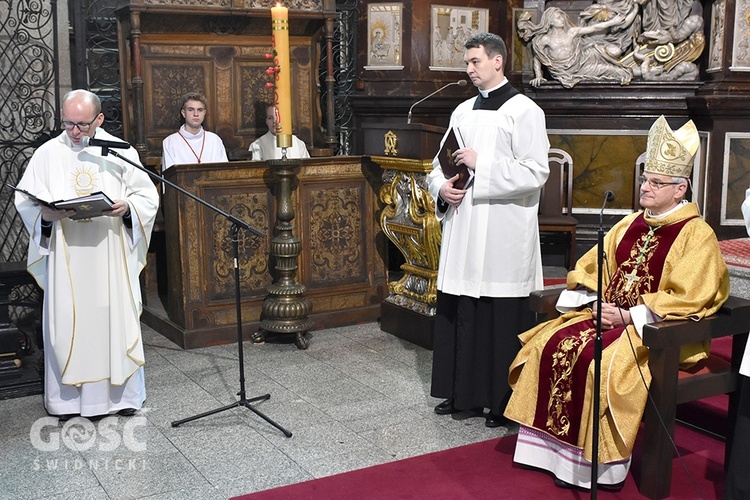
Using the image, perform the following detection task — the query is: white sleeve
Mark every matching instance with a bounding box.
[250,140,263,161]
[162,139,174,171]
[555,288,597,313]
[629,304,661,339]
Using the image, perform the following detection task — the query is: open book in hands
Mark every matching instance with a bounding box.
[437,127,474,190]
[7,184,115,220]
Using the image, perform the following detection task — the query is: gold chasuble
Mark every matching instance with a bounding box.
[505,202,728,464]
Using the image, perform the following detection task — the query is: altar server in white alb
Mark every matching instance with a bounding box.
[427,32,550,427]
[14,89,160,419]
[162,92,228,170]
[249,103,310,161]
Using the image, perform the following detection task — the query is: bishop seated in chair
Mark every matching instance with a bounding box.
[503,115,729,490]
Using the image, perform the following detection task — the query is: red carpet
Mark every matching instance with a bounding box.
[719,238,750,269]
[234,423,726,499]
[544,277,567,286]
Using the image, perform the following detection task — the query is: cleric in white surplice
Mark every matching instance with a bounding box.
[14,89,159,418]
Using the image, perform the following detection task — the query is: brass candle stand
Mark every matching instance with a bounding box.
[253,156,314,349]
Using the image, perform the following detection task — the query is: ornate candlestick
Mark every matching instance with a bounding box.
[254,157,313,349]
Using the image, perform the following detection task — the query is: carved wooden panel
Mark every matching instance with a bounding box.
[152,157,387,348]
[303,181,367,286]
[144,59,213,134]
[205,188,273,300]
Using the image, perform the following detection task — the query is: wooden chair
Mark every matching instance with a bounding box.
[530,288,750,500]
[539,148,577,269]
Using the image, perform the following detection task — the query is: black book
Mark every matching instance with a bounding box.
[437,127,473,189]
[6,183,115,220]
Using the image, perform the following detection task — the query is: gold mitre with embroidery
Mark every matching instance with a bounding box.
[644,115,699,178]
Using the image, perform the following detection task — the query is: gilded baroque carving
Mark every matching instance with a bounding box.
[309,187,363,283]
[384,130,398,155]
[379,170,440,310]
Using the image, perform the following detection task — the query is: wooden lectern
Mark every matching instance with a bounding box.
[366,121,446,350]
[142,157,388,349]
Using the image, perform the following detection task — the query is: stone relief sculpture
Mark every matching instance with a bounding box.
[517,0,706,87]
[518,8,633,87]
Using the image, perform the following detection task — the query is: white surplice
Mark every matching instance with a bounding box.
[427,80,550,299]
[249,131,310,161]
[161,125,228,170]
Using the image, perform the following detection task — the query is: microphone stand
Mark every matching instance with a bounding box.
[591,191,613,497]
[100,146,292,438]
[407,80,467,124]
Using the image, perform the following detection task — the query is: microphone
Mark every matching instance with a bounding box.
[600,191,615,230]
[407,80,469,124]
[81,136,131,150]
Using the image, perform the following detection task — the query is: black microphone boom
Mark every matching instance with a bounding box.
[407,80,468,124]
[81,136,131,150]
[592,188,614,498]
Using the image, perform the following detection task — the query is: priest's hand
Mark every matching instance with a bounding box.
[451,147,477,171]
[103,200,130,218]
[439,175,467,207]
[41,206,75,222]
[592,302,632,330]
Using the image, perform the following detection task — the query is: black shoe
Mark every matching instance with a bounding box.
[434,399,458,415]
[117,408,138,417]
[598,481,625,492]
[55,413,77,422]
[485,413,509,428]
[553,478,577,490]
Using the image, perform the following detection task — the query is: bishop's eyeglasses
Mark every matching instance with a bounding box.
[638,175,681,190]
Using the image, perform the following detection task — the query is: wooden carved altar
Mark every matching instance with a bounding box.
[142,157,388,349]
[115,0,337,158]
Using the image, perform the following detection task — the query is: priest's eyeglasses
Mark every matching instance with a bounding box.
[638,175,681,190]
[61,117,98,132]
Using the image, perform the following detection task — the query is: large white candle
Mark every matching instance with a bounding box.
[272,4,292,149]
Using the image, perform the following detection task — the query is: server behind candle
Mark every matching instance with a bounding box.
[271,4,292,151]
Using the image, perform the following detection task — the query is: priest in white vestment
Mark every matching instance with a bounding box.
[14,89,160,418]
